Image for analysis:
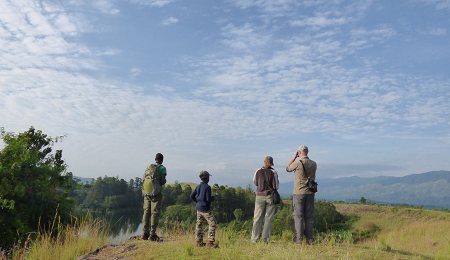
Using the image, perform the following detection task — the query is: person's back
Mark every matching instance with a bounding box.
[286,145,317,244]
[289,157,317,195]
[190,171,218,248]
[141,153,166,241]
[251,156,279,243]
[192,181,213,212]
[253,167,278,196]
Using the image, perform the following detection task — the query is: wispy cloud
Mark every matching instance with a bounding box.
[221,23,271,50]
[428,28,447,36]
[129,67,142,77]
[160,16,178,26]
[291,13,348,28]
[129,0,175,7]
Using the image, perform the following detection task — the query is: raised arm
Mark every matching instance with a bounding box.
[286,152,299,172]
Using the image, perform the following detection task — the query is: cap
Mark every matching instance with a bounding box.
[264,156,274,166]
[199,170,211,179]
[297,144,308,152]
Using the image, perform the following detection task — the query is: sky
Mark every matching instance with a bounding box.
[1,0,449,186]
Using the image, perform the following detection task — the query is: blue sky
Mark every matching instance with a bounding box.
[1,0,449,186]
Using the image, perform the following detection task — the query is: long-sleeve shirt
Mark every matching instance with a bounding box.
[253,167,279,196]
[286,157,317,195]
[190,182,214,212]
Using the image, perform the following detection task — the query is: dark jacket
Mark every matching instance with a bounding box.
[190,182,214,212]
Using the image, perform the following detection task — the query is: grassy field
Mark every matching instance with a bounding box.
[11,203,450,259]
[335,204,450,259]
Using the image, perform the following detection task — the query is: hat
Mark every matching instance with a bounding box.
[199,170,211,179]
[264,156,274,166]
[297,144,308,152]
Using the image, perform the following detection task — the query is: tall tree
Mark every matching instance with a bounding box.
[0,127,74,249]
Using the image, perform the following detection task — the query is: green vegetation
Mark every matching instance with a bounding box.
[2,127,450,259]
[0,127,74,249]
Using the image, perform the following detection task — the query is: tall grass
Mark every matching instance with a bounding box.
[11,215,109,260]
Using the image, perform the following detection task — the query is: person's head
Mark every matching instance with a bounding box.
[297,144,309,157]
[155,153,164,164]
[199,170,211,183]
[264,156,274,168]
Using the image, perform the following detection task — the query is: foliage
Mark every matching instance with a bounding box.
[0,127,74,249]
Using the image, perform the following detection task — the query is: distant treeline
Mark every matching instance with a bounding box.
[0,127,345,250]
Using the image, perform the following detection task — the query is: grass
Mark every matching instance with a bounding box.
[9,203,450,259]
[11,216,109,260]
[335,204,450,259]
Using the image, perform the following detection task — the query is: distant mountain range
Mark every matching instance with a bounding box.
[279,170,450,209]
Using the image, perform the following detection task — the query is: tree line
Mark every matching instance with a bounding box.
[0,127,344,250]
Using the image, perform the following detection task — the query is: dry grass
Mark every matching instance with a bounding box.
[335,204,450,259]
[10,204,450,260]
[12,216,109,260]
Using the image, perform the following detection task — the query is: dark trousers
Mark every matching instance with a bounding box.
[292,194,314,243]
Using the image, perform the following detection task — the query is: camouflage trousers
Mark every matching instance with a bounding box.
[142,195,162,236]
[195,211,217,243]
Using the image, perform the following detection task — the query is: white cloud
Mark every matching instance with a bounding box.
[92,0,120,15]
[129,0,175,7]
[228,0,298,14]
[429,28,447,36]
[130,67,142,77]
[160,16,178,26]
[422,0,450,10]
[221,23,271,50]
[291,14,348,28]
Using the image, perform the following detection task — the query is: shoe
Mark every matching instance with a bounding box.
[150,235,162,242]
[142,233,149,240]
[196,241,206,247]
[207,241,219,248]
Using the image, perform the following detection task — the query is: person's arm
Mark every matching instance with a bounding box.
[190,186,198,202]
[286,152,299,172]
[272,170,279,190]
[159,166,167,185]
[253,169,259,186]
[206,186,212,203]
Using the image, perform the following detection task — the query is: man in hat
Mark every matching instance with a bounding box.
[286,145,317,244]
[190,170,218,248]
[142,153,167,241]
[251,156,279,243]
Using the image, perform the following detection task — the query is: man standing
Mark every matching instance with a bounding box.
[286,145,317,244]
[251,156,279,243]
[142,153,167,241]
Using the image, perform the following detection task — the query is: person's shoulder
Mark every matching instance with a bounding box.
[255,167,265,173]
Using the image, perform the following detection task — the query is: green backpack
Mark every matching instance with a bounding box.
[143,164,162,197]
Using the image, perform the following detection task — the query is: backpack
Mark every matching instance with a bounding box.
[143,164,162,197]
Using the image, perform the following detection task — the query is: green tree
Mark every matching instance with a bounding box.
[0,127,74,248]
[359,196,367,204]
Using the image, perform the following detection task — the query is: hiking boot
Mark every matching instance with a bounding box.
[207,241,219,248]
[141,233,149,240]
[150,234,162,242]
[196,241,206,247]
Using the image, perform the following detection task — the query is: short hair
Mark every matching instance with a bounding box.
[155,153,164,163]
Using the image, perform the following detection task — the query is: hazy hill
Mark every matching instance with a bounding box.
[279,170,450,209]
